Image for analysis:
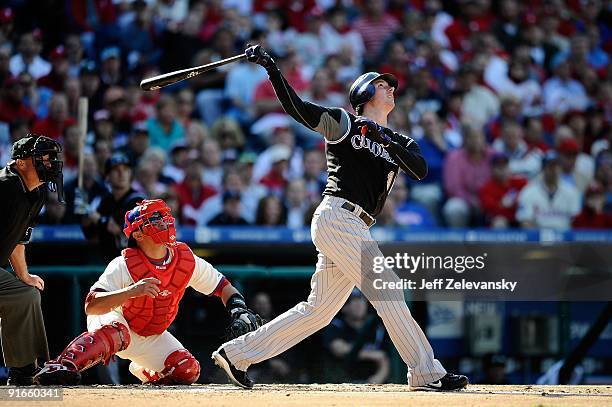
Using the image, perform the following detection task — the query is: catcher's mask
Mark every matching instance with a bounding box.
[11,134,65,203]
[123,199,177,246]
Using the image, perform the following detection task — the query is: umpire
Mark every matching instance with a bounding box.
[0,135,64,385]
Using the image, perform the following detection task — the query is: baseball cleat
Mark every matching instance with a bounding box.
[7,364,39,386]
[409,373,468,391]
[33,363,81,386]
[212,348,253,389]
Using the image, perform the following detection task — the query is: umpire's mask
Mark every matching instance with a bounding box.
[11,134,65,203]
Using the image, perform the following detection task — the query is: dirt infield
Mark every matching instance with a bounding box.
[7,384,612,407]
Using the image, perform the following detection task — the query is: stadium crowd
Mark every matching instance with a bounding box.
[0,0,610,230]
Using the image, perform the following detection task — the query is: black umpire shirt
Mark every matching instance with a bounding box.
[0,165,47,266]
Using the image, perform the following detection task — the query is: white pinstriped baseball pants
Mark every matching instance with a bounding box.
[223,196,447,386]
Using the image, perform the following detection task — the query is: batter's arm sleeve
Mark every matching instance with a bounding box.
[382,130,428,181]
[265,65,349,142]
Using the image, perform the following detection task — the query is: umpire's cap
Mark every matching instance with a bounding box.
[349,72,398,114]
[104,152,131,175]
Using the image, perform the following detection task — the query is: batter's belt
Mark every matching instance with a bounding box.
[341,200,376,227]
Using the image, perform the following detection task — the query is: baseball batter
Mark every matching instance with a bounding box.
[34,199,261,385]
[212,45,468,391]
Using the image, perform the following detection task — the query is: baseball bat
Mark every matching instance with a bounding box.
[140,53,247,91]
[77,97,88,190]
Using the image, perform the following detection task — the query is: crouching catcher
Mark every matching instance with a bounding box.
[34,199,262,385]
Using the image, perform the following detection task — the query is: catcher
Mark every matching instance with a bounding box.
[33,199,262,385]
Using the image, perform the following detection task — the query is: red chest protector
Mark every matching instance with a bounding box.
[121,242,196,337]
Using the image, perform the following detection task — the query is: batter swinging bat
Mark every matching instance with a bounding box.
[140,53,247,91]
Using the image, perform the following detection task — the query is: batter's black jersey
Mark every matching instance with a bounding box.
[0,166,47,266]
[264,64,427,217]
[324,111,401,216]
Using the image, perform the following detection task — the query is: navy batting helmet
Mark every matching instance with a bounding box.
[349,72,398,114]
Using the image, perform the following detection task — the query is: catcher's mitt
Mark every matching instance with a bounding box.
[225,308,264,340]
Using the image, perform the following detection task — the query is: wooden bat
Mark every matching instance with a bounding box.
[140,53,247,91]
[77,97,88,190]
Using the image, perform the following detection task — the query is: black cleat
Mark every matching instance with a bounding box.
[7,364,39,386]
[32,363,81,386]
[409,373,469,391]
[212,348,253,389]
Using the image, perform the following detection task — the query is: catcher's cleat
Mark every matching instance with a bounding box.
[33,363,81,386]
[212,348,253,389]
[409,373,468,391]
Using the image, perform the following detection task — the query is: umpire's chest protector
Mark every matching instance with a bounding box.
[121,242,196,336]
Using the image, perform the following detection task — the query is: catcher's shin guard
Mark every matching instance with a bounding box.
[34,322,130,385]
[131,349,200,385]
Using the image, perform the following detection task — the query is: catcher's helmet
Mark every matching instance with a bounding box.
[123,199,177,246]
[349,72,398,114]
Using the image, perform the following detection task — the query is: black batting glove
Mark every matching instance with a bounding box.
[355,117,392,147]
[245,44,275,69]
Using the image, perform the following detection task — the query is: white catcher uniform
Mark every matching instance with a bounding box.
[88,253,223,377]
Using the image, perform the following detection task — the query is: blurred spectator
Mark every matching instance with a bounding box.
[516,152,581,230]
[259,145,290,196]
[480,354,509,385]
[303,67,344,108]
[9,30,50,79]
[555,126,595,189]
[208,191,249,225]
[79,61,103,113]
[302,148,326,202]
[557,137,592,193]
[184,120,209,153]
[485,95,524,140]
[31,93,76,140]
[237,153,268,222]
[253,124,303,181]
[0,119,29,166]
[411,110,454,217]
[492,121,543,179]
[62,153,107,224]
[293,7,327,73]
[412,68,444,120]
[456,64,499,129]
[174,160,217,225]
[542,55,589,115]
[322,289,389,384]
[141,146,175,186]
[201,139,223,189]
[212,117,245,163]
[319,6,365,66]
[99,46,124,90]
[37,46,69,92]
[103,86,132,146]
[392,178,437,227]
[164,143,190,184]
[147,94,185,151]
[352,0,399,58]
[133,159,168,199]
[443,126,492,227]
[60,124,80,182]
[64,34,84,78]
[93,139,112,179]
[255,195,286,226]
[285,179,308,229]
[523,116,550,152]
[119,1,160,72]
[479,153,528,228]
[118,121,149,167]
[81,153,144,262]
[175,88,195,128]
[443,0,492,52]
[224,45,268,124]
[0,48,11,88]
[572,184,612,229]
[0,76,36,125]
[199,168,258,225]
[491,0,521,52]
